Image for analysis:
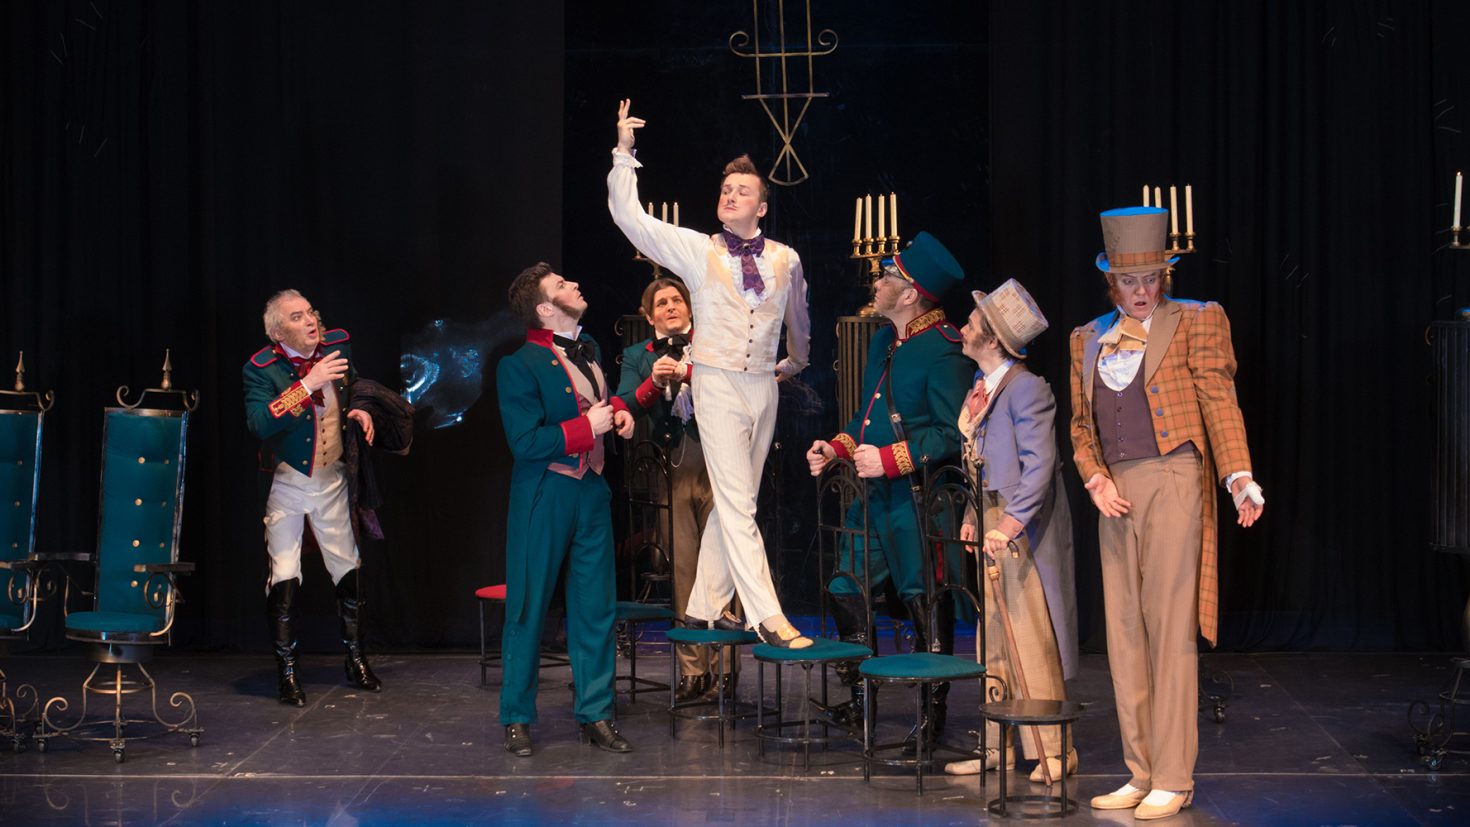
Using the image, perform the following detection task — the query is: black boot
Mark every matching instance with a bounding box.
[336,570,382,691]
[902,594,952,756]
[267,579,306,707]
[815,593,871,728]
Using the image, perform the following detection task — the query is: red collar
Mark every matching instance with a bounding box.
[526,328,556,348]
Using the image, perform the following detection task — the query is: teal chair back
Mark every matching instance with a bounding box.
[0,408,43,627]
[93,408,188,627]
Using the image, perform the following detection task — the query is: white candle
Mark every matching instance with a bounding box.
[673,202,680,227]
[877,194,886,239]
[661,202,668,223]
[889,192,898,239]
[853,198,861,243]
[1169,186,1179,235]
[1185,184,1194,235]
[1154,187,1162,213]
[865,195,873,240]
[1143,185,1150,207]
[647,201,654,215]
[1455,171,1464,229]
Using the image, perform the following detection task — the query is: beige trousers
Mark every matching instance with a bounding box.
[979,492,1069,760]
[1099,451,1203,793]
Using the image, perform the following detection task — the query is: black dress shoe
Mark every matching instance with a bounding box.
[580,719,633,753]
[674,674,711,702]
[683,614,712,630]
[504,724,532,757]
[712,610,747,632]
[701,671,739,702]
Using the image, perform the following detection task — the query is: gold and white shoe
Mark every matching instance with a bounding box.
[1028,748,1079,783]
[944,748,1012,776]
[1134,789,1193,820]
[1089,783,1148,810]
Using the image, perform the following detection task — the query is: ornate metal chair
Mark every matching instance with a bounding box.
[857,462,988,794]
[751,458,874,769]
[36,359,202,762]
[614,439,676,707]
[0,353,53,751]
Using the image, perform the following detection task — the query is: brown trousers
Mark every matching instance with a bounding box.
[1099,451,1203,793]
[980,492,1070,760]
[667,435,738,676]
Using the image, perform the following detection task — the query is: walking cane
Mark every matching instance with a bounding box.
[984,539,1054,787]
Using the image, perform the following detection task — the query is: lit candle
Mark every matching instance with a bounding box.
[673,201,680,227]
[647,201,654,215]
[865,195,873,241]
[1143,185,1150,207]
[1169,186,1179,235]
[1154,187,1162,212]
[1456,171,1464,229]
[853,198,861,243]
[1185,184,1194,235]
[889,192,898,239]
[661,202,668,223]
[877,193,886,239]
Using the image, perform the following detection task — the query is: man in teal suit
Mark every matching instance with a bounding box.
[807,232,973,746]
[243,289,382,707]
[497,262,635,757]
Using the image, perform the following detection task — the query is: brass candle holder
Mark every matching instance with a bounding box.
[850,191,900,315]
[1143,182,1200,264]
[1451,226,1466,250]
[631,200,682,277]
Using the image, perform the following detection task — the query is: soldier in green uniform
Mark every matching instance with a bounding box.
[806,232,972,745]
[243,289,382,706]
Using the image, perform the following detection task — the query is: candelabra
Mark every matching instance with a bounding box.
[848,192,900,316]
[1141,183,1199,260]
[631,200,681,278]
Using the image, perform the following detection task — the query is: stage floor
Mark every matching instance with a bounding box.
[0,646,1465,825]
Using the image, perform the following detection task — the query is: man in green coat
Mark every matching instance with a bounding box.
[497,262,635,758]
[807,232,973,746]
[243,289,382,707]
[616,277,740,702]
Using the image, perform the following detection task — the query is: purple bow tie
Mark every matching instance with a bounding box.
[721,230,766,296]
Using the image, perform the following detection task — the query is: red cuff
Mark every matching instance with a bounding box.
[879,442,915,478]
[609,395,630,416]
[634,376,660,409]
[830,433,858,460]
[684,364,694,382]
[560,415,595,455]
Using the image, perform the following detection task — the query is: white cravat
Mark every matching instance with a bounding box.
[1096,308,1154,392]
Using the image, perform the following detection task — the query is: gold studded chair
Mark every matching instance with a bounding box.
[0,355,53,750]
[36,369,202,762]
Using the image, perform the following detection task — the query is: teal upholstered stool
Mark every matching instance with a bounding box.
[666,626,759,747]
[981,698,1084,819]
[753,636,873,769]
[613,600,675,707]
[36,377,202,763]
[0,367,53,751]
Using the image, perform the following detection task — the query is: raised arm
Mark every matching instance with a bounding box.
[607,99,711,287]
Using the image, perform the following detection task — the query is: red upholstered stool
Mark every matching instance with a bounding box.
[476,584,570,687]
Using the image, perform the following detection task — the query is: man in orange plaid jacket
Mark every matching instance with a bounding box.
[1069,207,1264,821]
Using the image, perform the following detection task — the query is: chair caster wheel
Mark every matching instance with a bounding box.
[1425,753,1444,771]
[36,740,47,753]
[189,733,200,747]
[113,749,126,764]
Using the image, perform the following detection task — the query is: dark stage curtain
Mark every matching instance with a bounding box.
[990,0,1470,650]
[2,1,566,651]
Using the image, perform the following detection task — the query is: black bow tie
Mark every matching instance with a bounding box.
[554,335,601,396]
[652,334,689,359]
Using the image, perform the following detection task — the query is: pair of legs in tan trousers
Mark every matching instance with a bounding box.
[666,435,738,677]
[1099,451,1203,794]
[978,491,1070,763]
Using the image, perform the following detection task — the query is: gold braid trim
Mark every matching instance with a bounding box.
[904,308,947,339]
[891,441,916,476]
[269,382,312,419]
[832,433,859,457]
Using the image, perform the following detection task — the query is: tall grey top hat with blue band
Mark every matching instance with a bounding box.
[1096,207,1180,275]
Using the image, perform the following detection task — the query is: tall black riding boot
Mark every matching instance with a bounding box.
[902,594,952,756]
[336,570,382,691]
[268,579,306,706]
[816,593,871,728]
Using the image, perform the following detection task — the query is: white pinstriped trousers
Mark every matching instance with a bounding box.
[685,366,785,626]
